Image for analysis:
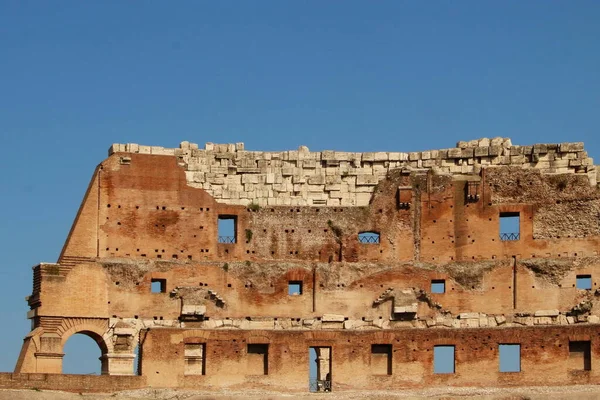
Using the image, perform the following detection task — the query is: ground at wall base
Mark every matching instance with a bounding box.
[2,386,600,400]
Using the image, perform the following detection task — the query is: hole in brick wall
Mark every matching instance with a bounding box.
[371,344,392,375]
[107,204,111,208]
[172,254,178,259]
[500,212,520,241]
[141,254,146,257]
[499,344,521,372]
[434,345,455,374]
[569,341,591,371]
[358,232,380,244]
[431,280,445,294]
[576,275,592,290]
[288,281,303,295]
[151,279,166,293]
[218,216,237,244]
[156,254,162,259]
[247,344,269,375]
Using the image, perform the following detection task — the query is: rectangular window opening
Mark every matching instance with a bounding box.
[371,344,392,375]
[309,346,332,392]
[247,344,269,375]
[433,345,455,374]
[499,344,521,372]
[569,341,591,371]
[288,281,303,295]
[218,215,237,244]
[184,343,205,375]
[358,231,380,244]
[151,279,166,293]
[576,275,592,290]
[500,212,520,241]
[431,279,446,294]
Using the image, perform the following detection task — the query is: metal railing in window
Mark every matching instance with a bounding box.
[218,236,235,244]
[500,233,520,241]
[309,378,332,392]
[358,232,380,244]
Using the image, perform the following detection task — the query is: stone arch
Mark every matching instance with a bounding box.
[59,318,112,353]
[60,321,111,375]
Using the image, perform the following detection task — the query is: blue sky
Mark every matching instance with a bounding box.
[1,1,599,374]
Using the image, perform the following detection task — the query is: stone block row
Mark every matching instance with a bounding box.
[109,137,597,206]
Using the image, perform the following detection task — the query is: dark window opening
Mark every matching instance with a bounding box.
[431,279,446,294]
[247,344,269,375]
[466,181,480,202]
[184,343,206,375]
[499,344,521,372]
[151,279,166,293]
[569,341,591,371]
[500,212,520,241]
[371,344,392,375]
[288,281,303,295]
[434,345,455,374]
[358,231,380,244]
[577,275,592,290]
[218,216,237,244]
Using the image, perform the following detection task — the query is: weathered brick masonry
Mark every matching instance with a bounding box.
[12,138,600,392]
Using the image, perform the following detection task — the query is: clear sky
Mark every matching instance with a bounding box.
[0,1,599,374]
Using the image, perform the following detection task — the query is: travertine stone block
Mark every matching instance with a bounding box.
[447,148,462,159]
[356,175,379,186]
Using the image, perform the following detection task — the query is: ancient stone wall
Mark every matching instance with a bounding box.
[109,138,598,207]
[11,137,600,393]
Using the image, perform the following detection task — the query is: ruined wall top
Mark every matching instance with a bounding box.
[109,138,597,207]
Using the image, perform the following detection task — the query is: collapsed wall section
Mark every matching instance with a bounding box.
[109,138,597,207]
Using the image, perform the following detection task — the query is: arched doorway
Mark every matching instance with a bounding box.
[62,330,109,375]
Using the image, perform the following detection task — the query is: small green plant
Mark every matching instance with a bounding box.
[222,263,229,272]
[248,202,260,212]
[245,229,253,242]
[31,388,41,392]
[245,260,251,267]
